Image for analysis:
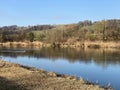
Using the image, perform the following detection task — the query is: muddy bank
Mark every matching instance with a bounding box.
[0,41,120,49]
[0,60,112,90]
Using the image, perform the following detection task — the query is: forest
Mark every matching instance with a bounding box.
[0,19,120,43]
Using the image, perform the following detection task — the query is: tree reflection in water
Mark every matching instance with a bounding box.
[0,47,120,67]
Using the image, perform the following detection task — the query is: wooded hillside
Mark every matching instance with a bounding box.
[0,19,120,43]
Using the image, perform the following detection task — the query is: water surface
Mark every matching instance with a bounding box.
[0,47,120,90]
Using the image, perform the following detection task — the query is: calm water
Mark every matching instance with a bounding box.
[0,47,120,90]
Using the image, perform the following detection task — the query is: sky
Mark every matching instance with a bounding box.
[0,0,119,26]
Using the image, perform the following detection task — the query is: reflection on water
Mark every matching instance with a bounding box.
[0,47,120,90]
[1,47,120,66]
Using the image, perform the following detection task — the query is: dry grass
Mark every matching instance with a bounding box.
[0,41,120,49]
[84,41,120,48]
[0,60,110,90]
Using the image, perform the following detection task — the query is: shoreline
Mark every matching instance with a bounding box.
[0,60,112,90]
[0,41,120,49]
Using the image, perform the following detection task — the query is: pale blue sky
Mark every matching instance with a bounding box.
[0,0,119,26]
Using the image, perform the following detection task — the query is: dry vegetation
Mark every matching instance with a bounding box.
[0,60,112,90]
[0,41,120,49]
[0,19,120,49]
[0,19,120,46]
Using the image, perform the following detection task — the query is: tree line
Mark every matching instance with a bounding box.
[0,19,120,43]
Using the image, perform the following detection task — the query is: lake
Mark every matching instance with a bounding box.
[0,47,120,90]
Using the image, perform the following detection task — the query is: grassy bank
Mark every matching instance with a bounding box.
[0,60,112,90]
[0,41,120,49]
